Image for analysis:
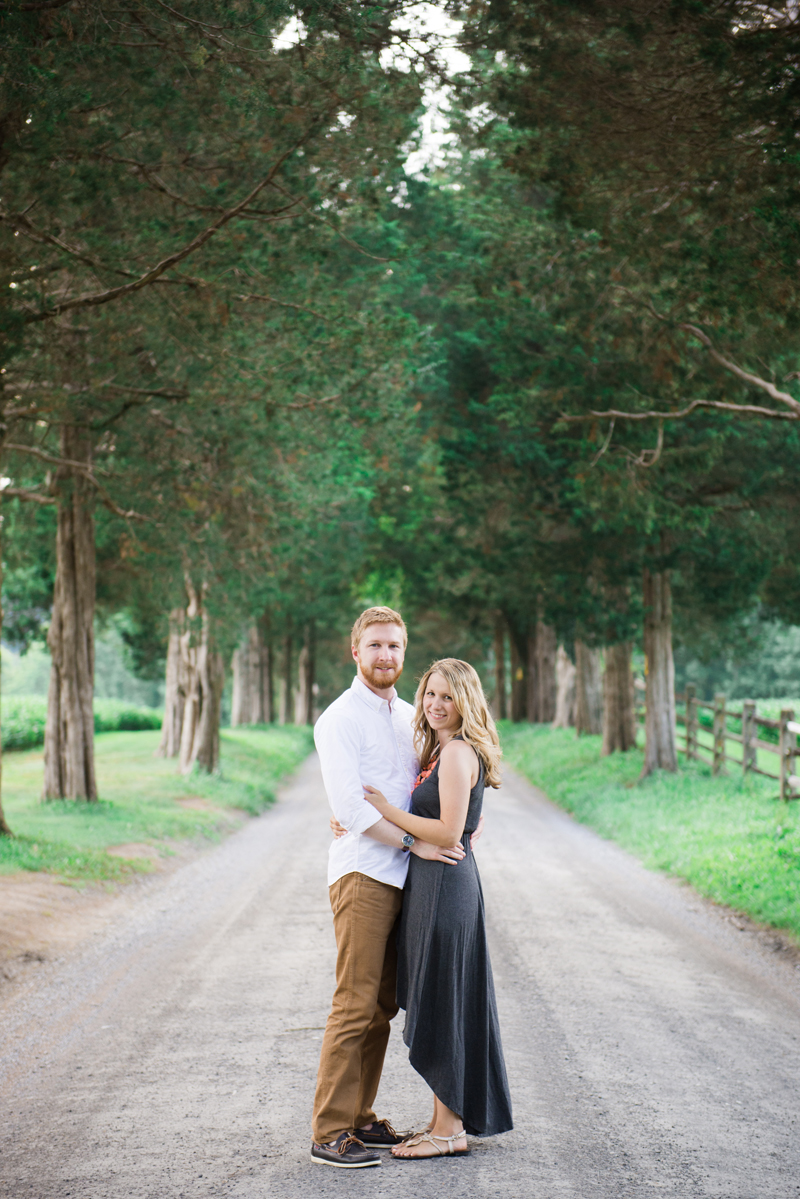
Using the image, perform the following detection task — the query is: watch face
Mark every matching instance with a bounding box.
[402,834,414,847]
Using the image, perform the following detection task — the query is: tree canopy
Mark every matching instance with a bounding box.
[1,0,798,821]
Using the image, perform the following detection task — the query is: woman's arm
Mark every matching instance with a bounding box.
[364,741,477,847]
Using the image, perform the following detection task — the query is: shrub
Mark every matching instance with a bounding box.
[93,698,163,734]
[2,696,162,751]
[2,697,48,750]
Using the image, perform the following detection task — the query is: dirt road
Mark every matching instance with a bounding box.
[2,755,799,1199]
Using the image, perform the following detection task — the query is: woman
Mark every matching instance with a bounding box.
[363,658,513,1160]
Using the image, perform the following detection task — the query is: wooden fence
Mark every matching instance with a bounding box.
[639,685,800,801]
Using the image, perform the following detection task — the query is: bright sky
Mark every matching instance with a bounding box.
[273,3,471,177]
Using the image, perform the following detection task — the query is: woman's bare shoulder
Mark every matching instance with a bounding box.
[440,738,479,766]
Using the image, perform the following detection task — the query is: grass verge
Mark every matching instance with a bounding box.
[499,722,800,942]
[0,725,314,882]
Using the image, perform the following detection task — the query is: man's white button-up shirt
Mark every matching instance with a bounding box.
[315,675,419,889]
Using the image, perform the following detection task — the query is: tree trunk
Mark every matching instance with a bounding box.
[157,608,188,757]
[526,630,537,722]
[294,623,315,725]
[493,615,507,720]
[528,619,557,722]
[262,615,275,724]
[43,427,97,801]
[191,641,225,773]
[176,579,224,775]
[641,567,677,775]
[280,625,293,725]
[552,644,576,728]
[574,641,603,735]
[0,490,13,835]
[510,631,527,722]
[231,619,273,725]
[231,646,245,726]
[602,642,636,755]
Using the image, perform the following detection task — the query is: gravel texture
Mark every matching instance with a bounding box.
[1,754,799,1198]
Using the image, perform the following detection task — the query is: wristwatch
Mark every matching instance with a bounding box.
[401,834,415,851]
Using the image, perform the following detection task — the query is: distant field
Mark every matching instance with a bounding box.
[500,722,800,942]
[0,726,314,882]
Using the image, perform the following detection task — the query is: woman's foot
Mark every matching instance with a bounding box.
[400,1109,435,1143]
[391,1127,468,1159]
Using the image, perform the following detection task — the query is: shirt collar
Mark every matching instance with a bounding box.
[351,674,396,712]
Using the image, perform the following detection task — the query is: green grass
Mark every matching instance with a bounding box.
[500,722,800,941]
[0,725,314,882]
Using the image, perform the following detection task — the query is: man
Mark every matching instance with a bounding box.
[310,606,467,1169]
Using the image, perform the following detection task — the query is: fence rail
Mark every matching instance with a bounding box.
[638,685,800,801]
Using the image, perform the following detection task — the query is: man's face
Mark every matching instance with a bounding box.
[353,623,406,692]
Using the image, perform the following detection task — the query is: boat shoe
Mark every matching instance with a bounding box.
[310,1133,380,1168]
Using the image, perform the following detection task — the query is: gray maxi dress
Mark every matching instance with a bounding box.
[396,741,513,1137]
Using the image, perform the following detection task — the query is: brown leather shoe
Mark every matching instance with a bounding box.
[355,1119,406,1147]
[310,1133,381,1168]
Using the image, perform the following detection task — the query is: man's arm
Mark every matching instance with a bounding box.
[315,714,382,836]
[330,811,480,858]
[362,817,465,863]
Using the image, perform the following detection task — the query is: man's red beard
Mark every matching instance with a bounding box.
[360,661,403,690]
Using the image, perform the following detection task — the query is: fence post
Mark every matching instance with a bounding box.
[780,708,795,801]
[742,700,756,776]
[685,684,697,761]
[713,693,726,776]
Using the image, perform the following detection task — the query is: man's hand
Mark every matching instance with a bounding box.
[330,815,348,839]
[411,839,465,864]
[331,812,465,864]
[470,814,485,851]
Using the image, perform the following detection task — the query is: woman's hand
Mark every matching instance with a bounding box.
[329,816,348,839]
[363,784,391,814]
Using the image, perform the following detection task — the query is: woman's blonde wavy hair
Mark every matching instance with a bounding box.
[413,658,502,788]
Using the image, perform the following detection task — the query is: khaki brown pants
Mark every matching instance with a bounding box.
[311,872,403,1143]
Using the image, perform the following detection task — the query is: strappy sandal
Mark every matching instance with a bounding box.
[400,1122,432,1142]
[393,1129,470,1160]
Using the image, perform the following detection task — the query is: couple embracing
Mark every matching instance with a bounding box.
[310,606,512,1168]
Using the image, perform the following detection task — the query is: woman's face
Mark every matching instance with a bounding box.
[422,671,462,737]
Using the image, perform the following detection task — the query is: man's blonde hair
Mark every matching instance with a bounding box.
[350,606,408,649]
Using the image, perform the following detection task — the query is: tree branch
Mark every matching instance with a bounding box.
[237,292,328,321]
[3,446,149,520]
[104,382,188,399]
[0,1,74,10]
[4,441,109,474]
[267,180,393,263]
[88,155,306,222]
[21,142,306,324]
[2,210,137,283]
[148,408,191,434]
[0,486,55,505]
[285,392,340,410]
[559,398,799,423]
[608,287,800,418]
[676,322,800,417]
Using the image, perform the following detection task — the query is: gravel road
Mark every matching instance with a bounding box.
[2,754,800,1199]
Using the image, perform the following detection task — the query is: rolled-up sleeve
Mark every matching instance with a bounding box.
[315,712,382,835]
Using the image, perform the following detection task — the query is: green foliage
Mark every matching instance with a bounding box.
[1,697,162,751]
[1,697,47,752]
[501,723,800,941]
[93,700,163,734]
[0,725,312,878]
[676,617,800,701]
[1,1,798,831]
